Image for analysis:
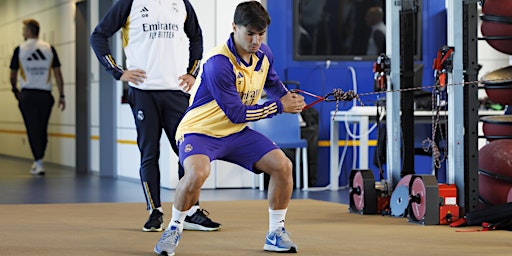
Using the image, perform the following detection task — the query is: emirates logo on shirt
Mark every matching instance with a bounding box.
[143,22,179,39]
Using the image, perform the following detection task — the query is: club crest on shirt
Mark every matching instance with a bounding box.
[137,110,144,121]
[184,144,193,153]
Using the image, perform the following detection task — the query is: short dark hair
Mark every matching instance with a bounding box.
[234,1,270,31]
[23,19,40,36]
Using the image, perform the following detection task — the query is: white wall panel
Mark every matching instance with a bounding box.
[118,101,135,128]
[118,143,140,179]
[159,133,173,189]
[214,0,244,45]
[214,160,255,188]
[47,137,76,166]
[0,92,20,123]
[0,131,30,158]
[189,0,216,52]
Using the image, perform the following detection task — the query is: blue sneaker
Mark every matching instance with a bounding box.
[154,226,181,255]
[263,227,298,253]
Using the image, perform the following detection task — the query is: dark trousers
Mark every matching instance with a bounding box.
[18,89,54,161]
[127,87,190,210]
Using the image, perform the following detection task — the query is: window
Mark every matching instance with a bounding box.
[293,0,422,61]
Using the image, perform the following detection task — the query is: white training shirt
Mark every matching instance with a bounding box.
[90,0,203,91]
[10,38,60,91]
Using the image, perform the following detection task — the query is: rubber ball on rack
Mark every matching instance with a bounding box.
[482,0,512,16]
[481,20,512,55]
[481,66,512,106]
[481,115,512,141]
[478,139,512,207]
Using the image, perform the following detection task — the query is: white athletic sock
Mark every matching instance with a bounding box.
[269,208,287,232]
[187,205,200,216]
[169,205,188,232]
[150,207,163,214]
[35,159,44,169]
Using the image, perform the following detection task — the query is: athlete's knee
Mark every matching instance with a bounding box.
[268,155,293,178]
[282,157,293,175]
[189,168,210,184]
[183,155,211,186]
[182,171,210,193]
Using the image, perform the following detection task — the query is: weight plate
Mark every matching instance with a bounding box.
[410,177,427,221]
[390,185,409,216]
[352,171,365,211]
[396,174,412,188]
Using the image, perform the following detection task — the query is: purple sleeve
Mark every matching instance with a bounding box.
[202,55,283,124]
[261,43,288,100]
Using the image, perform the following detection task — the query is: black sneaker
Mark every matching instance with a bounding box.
[143,209,163,232]
[184,209,222,231]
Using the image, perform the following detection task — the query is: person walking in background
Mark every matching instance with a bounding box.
[10,19,65,176]
[365,6,386,55]
[90,0,221,233]
[154,1,305,255]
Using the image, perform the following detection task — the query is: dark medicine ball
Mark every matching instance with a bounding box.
[478,139,512,206]
[481,66,512,106]
[482,0,512,17]
[481,115,512,141]
[481,0,512,55]
[481,20,512,55]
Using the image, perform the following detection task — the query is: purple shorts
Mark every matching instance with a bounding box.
[178,127,279,173]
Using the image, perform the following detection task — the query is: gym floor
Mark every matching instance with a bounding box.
[0,154,349,205]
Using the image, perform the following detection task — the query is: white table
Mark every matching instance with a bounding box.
[329,106,503,191]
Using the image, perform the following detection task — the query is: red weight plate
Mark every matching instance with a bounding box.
[396,174,412,188]
[352,171,365,211]
[410,177,427,221]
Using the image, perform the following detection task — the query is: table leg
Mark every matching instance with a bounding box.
[330,120,339,191]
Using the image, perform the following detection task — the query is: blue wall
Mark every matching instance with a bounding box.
[267,1,448,187]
